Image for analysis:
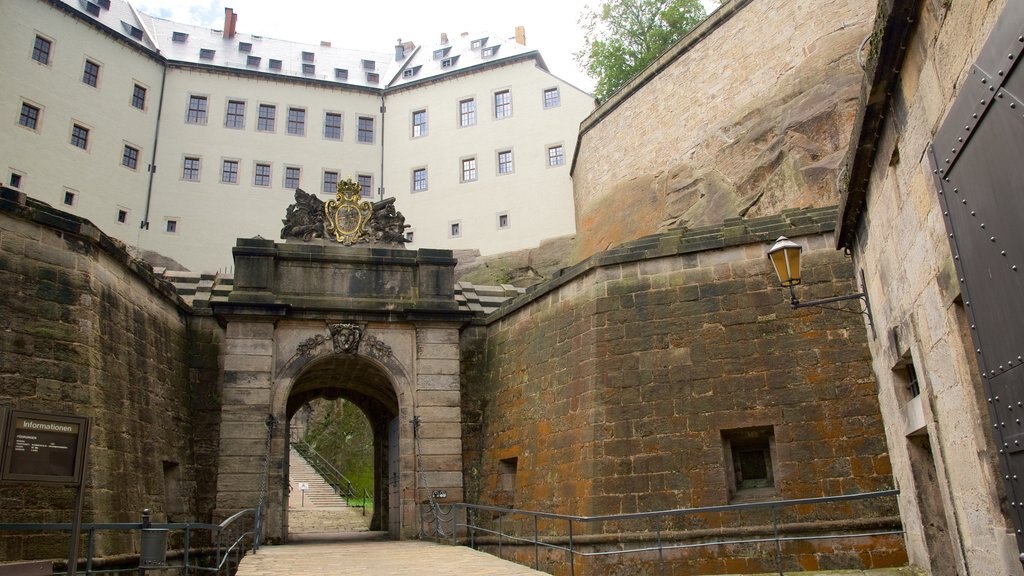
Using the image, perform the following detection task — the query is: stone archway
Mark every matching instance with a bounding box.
[210,238,471,543]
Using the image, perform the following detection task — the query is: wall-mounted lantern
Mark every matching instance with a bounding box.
[767,236,875,337]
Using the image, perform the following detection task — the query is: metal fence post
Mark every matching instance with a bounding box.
[656,516,664,576]
[534,514,540,570]
[498,512,504,560]
[568,518,575,576]
[772,506,783,576]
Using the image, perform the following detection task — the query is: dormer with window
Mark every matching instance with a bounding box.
[172,31,188,43]
[432,47,451,60]
[238,41,252,52]
[247,55,261,67]
[269,59,282,70]
[481,46,499,58]
[362,59,376,70]
[335,68,348,80]
[402,66,421,79]
[441,56,459,68]
[199,48,215,60]
[301,51,315,63]
[470,37,487,49]
[302,63,315,75]
[121,21,143,40]
[85,2,100,17]
[366,72,380,84]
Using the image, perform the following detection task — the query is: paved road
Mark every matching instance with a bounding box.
[235,532,549,576]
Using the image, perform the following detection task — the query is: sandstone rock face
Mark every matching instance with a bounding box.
[572,0,873,262]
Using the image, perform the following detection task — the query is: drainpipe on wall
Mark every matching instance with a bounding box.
[138,64,167,242]
[379,94,386,201]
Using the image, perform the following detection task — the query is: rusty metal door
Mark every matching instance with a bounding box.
[930,1,1024,554]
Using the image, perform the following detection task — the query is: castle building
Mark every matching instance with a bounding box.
[0,0,594,273]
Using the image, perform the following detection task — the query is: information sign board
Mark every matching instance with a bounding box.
[1,410,90,484]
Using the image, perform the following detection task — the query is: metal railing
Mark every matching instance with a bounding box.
[0,507,261,576]
[291,441,368,513]
[446,489,901,576]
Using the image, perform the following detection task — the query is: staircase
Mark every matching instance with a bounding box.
[289,446,349,508]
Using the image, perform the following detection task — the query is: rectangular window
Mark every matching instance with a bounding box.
[247,55,261,67]
[165,219,178,233]
[723,426,776,501]
[182,157,200,181]
[116,209,127,223]
[301,51,315,63]
[238,41,252,52]
[362,59,375,70]
[324,112,342,140]
[287,107,305,135]
[269,59,282,70]
[494,90,511,119]
[9,173,23,188]
[412,168,427,192]
[32,36,52,65]
[222,159,239,183]
[498,150,513,175]
[19,103,40,130]
[412,109,427,138]
[405,230,414,243]
[63,190,76,206]
[548,145,565,167]
[302,63,315,75]
[461,157,477,183]
[441,56,458,68]
[132,84,147,110]
[171,31,188,42]
[82,60,100,87]
[122,144,139,169]
[366,72,380,84]
[284,166,301,189]
[186,95,208,124]
[70,124,89,149]
[543,87,560,109]
[322,170,338,193]
[225,100,245,129]
[498,213,510,229]
[254,163,271,186]
[257,104,276,132]
[357,116,374,143]
[449,221,461,238]
[335,68,348,80]
[199,48,215,60]
[459,99,476,127]
[357,174,373,198]
[481,46,498,58]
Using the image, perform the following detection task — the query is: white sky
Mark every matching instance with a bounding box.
[134,0,719,94]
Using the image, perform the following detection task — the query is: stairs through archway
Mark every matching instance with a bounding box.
[288,446,372,535]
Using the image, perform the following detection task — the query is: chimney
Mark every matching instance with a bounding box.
[320,41,331,47]
[223,7,237,39]
[395,39,405,61]
[440,32,449,44]
[515,25,526,46]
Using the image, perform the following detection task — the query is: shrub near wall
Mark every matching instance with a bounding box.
[0,189,218,561]
[462,210,905,574]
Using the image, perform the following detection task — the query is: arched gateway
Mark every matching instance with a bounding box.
[210,183,471,541]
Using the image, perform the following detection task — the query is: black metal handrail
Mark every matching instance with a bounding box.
[448,489,902,576]
[291,441,362,508]
[0,507,261,575]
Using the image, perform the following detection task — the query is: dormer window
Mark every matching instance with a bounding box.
[366,72,380,84]
[402,66,421,78]
[362,59,376,70]
[269,59,282,70]
[122,22,143,40]
[302,63,315,75]
[471,37,487,49]
[238,41,252,52]
[302,51,315,63]
[481,46,498,58]
[199,48,215,60]
[247,55,261,67]
[441,56,459,68]
[85,2,100,16]
[335,68,348,80]
[172,31,188,43]
[432,47,450,60]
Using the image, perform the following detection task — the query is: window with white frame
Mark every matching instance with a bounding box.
[254,163,271,186]
[182,157,200,181]
[357,174,373,197]
[225,100,245,129]
[287,107,306,136]
[459,98,476,127]
[323,170,339,193]
[461,157,477,183]
[257,104,276,131]
[497,150,513,175]
[324,112,342,140]
[358,116,374,143]
[494,90,512,119]
[222,159,239,183]
[543,87,560,109]
[186,95,208,124]
[70,124,89,150]
[548,145,565,167]
[412,110,427,138]
[412,168,427,192]
[284,166,301,189]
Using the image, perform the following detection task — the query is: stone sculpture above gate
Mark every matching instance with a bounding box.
[281,179,409,246]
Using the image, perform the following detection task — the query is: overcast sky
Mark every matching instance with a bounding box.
[135,0,719,93]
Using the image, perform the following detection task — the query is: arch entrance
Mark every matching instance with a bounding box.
[209,232,470,542]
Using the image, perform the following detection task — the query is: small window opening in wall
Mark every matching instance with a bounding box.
[116,209,127,223]
[498,457,517,507]
[166,219,178,233]
[405,230,414,243]
[63,190,76,206]
[449,221,461,238]
[9,173,23,189]
[904,363,920,398]
[893,353,922,404]
[722,426,775,502]
[497,213,509,229]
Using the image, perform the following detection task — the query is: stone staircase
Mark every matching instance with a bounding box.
[289,446,349,508]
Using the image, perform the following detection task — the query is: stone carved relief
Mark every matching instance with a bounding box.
[329,323,363,354]
[362,334,394,362]
[281,180,410,247]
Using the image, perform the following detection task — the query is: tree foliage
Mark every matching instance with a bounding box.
[577,0,712,102]
[304,399,374,495]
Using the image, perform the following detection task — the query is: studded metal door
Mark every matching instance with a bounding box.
[929,1,1024,554]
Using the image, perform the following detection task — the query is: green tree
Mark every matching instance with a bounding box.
[304,399,374,496]
[576,0,712,102]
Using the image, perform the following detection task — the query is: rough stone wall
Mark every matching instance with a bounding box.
[571,0,874,261]
[462,211,904,574]
[842,0,1022,574]
[0,189,222,561]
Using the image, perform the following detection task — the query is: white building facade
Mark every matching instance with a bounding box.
[1,0,593,272]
